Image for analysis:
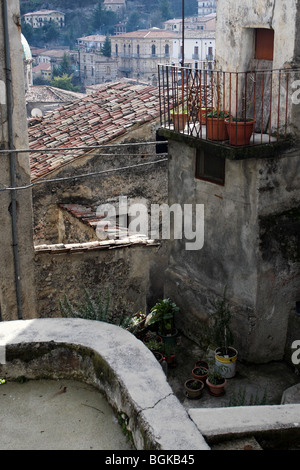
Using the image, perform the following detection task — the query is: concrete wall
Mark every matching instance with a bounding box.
[163,136,300,364]
[0,0,36,321]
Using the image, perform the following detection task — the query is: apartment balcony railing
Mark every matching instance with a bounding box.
[158,65,300,147]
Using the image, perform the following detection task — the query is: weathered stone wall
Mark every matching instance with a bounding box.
[32,121,168,245]
[34,240,167,319]
[162,135,300,364]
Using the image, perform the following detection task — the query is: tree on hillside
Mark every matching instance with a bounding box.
[101,35,111,57]
[91,0,117,34]
[159,0,172,21]
[55,53,74,76]
[50,74,81,92]
[126,11,142,32]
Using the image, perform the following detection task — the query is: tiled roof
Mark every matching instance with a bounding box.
[114,28,178,39]
[26,85,86,103]
[32,63,51,72]
[28,80,160,180]
[24,10,63,16]
[35,49,69,59]
[77,35,106,42]
[35,237,157,254]
[34,202,153,252]
[59,203,146,240]
[104,0,126,4]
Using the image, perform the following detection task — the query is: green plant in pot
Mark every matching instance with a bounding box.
[146,298,179,340]
[210,287,238,379]
[206,366,227,396]
[171,105,188,132]
[184,378,204,399]
[192,365,208,383]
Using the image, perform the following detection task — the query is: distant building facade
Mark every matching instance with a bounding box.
[77,35,107,52]
[77,37,118,86]
[197,1,217,17]
[173,30,215,70]
[32,62,52,82]
[103,0,126,15]
[23,9,65,28]
[111,28,178,84]
[164,13,216,33]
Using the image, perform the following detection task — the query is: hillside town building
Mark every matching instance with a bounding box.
[23,9,65,28]
[158,0,300,366]
[110,28,178,84]
[198,0,217,17]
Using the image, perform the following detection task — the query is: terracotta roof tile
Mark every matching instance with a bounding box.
[28,80,160,180]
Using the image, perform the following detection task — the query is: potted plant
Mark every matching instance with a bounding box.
[225,116,256,146]
[198,106,213,124]
[171,105,188,132]
[194,360,209,370]
[192,365,208,383]
[211,287,238,379]
[142,331,164,363]
[146,298,179,345]
[206,367,227,396]
[206,109,231,141]
[184,378,204,399]
[161,341,177,367]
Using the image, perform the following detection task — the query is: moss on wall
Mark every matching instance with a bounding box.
[259,207,300,262]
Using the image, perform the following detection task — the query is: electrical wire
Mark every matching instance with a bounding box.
[0,140,169,155]
[0,156,169,192]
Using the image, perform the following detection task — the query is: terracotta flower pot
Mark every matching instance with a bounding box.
[192,366,208,383]
[194,360,209,370]
[172,113,188,132]
[198,107,213,124]
[206,377,227,396]
[184,379,204,399]
[153,351,163,363]
[206,117,229,141]
[225,119,256,146]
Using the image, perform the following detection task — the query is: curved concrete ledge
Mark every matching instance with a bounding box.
[0,318,210,450]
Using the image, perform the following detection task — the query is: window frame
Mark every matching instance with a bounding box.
[195,148,225,186]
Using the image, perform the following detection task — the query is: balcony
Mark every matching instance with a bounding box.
[158,65,299,150]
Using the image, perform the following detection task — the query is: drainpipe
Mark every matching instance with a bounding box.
[181,0,185,67]
[2,0,23,320]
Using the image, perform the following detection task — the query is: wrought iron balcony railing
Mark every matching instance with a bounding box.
[158,65,300,147]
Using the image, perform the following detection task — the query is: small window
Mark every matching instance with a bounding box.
[255,28,274,61]
[195,149,225,185]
